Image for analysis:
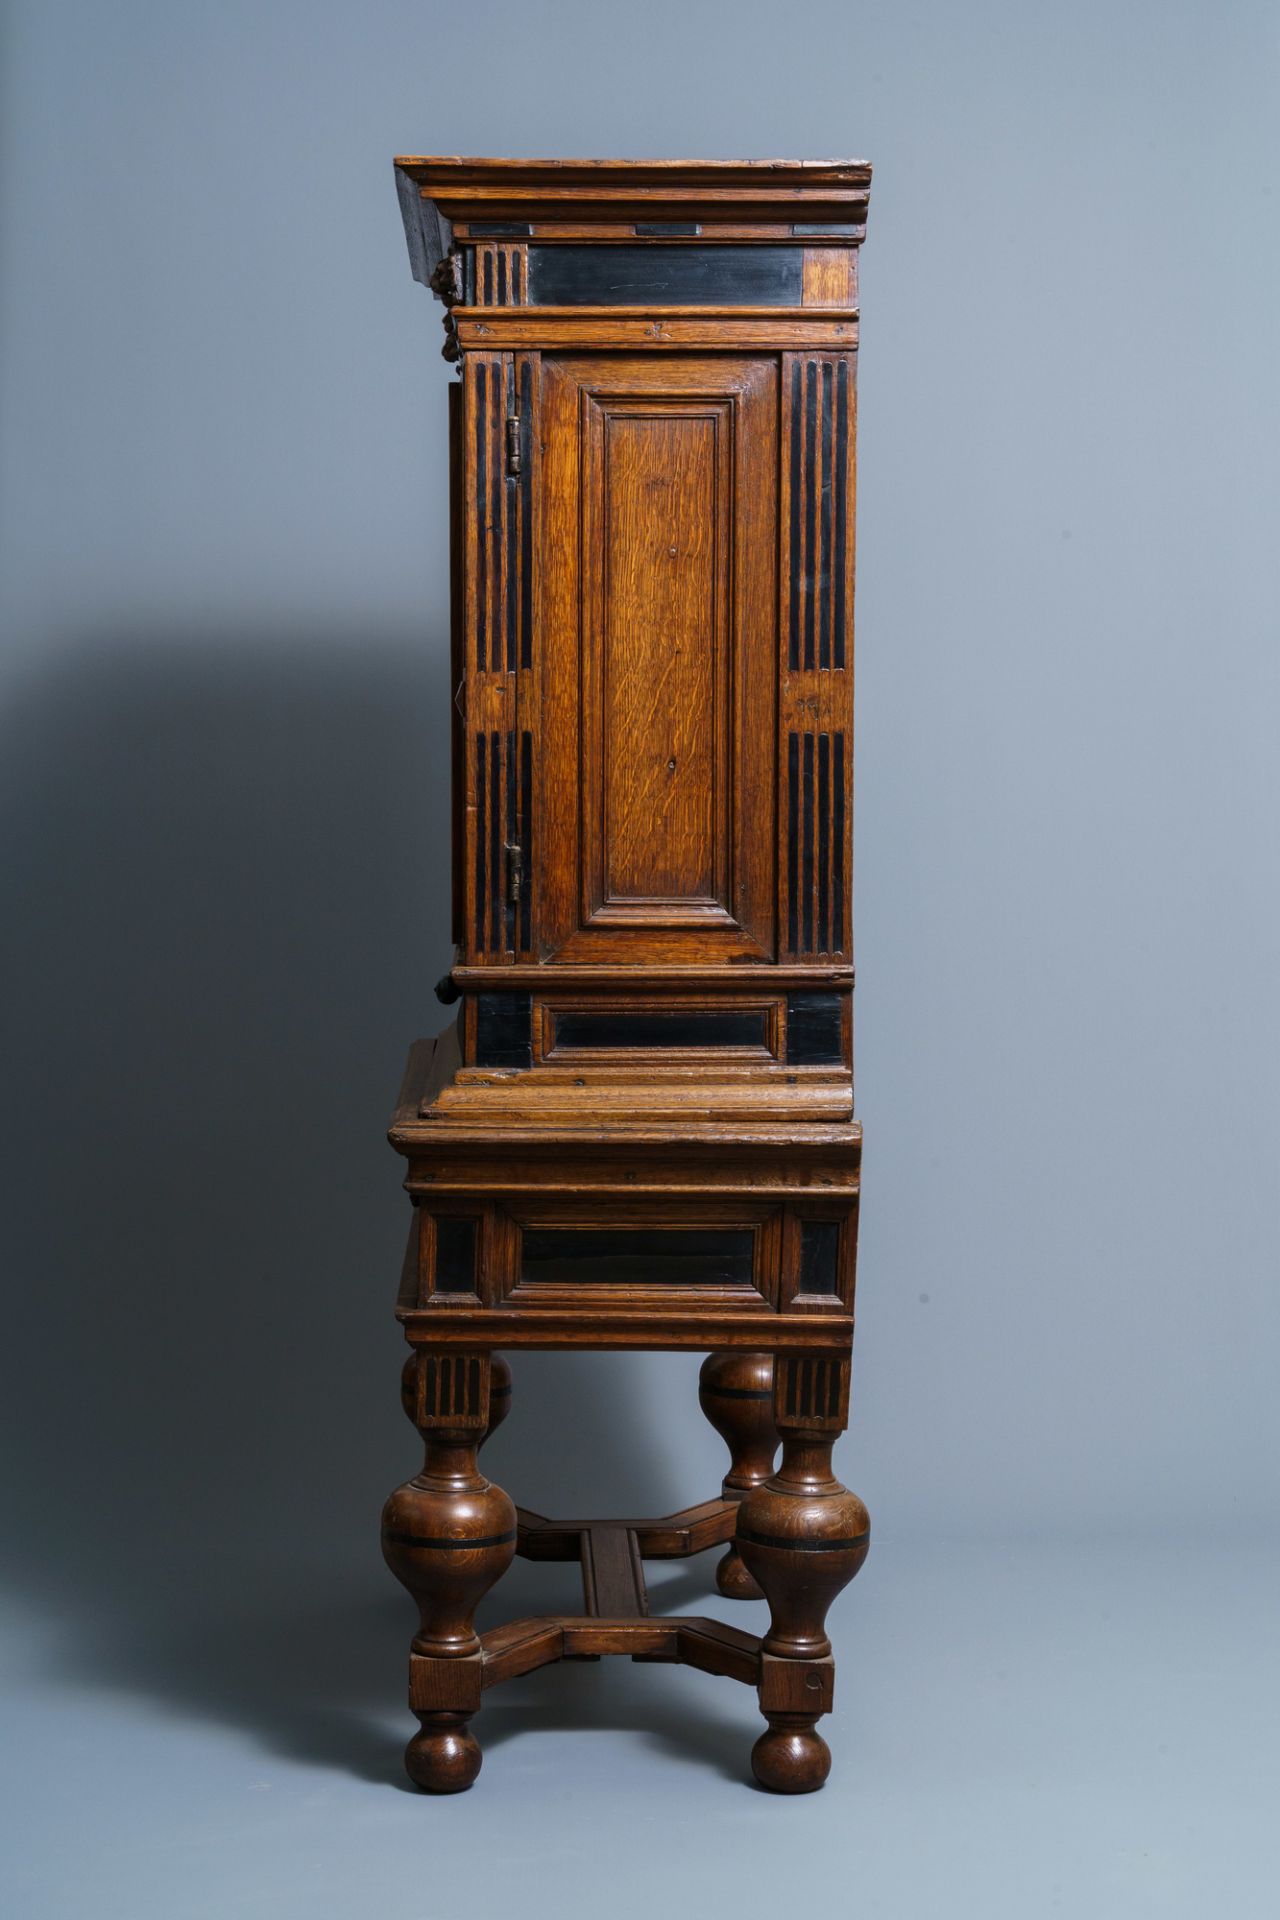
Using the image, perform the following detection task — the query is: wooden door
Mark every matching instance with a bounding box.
[537,355,777,964]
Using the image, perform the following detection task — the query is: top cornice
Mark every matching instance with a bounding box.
[394,156,872,284]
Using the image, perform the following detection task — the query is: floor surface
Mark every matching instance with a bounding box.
[2,1536,1276,1918]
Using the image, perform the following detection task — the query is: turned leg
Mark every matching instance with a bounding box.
[698,1351,777,1598]
[736,1354,869,1793]
[382,1351,515,1792]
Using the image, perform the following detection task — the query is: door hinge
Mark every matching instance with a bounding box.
[505,412,522,478]
[505,842,524,904]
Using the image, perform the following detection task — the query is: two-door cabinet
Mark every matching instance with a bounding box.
[384,156,873,1793]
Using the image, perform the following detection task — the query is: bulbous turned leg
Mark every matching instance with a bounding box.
[699,1351,777,1599]
[383,1351,515,1792]
[737,1354,869,1793]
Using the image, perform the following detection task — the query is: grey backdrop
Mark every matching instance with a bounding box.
[2,2,1277,1916]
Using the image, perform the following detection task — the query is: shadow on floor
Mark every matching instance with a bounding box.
[0,627,734,1785]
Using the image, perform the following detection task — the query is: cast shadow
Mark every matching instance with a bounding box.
[0,627,715,1782]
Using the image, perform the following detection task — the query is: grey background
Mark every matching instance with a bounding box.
[1,1,1277,1915]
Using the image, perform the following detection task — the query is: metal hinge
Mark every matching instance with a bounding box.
[505,412,521,477]
[505,842,524,904]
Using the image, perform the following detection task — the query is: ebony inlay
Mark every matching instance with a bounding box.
[475,992,533,1068]
[526,245,803,306]
[799,1219,841,1295]
[552,1009,770,1052]
[434,1217,478,1293]
[786,993,843,1064]
[520,1227,756,1287]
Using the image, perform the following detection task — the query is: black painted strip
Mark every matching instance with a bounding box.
[800,1219,841,1296]
[802,731,815,952]
[497,248,507,305]
[527,244,803,306]
[474,730,487,950]
[820,361,833,669]
[482,249,494,303]
[513,250,523,303]
[736,1528,865,1553]
[504,728,517,951]
[382,1528,518,1551]
[786,993,843,1065]
[702,1384,773,1401]
[474,363,487,670]
[463,247,476,305]
[788,360,802,672]
[791,223,861,236]
[553,1010,769,1051]
[835,358,849,669]
[817,730,830,953]
[505,363,518,673]
[519,729,532,953]
[633,221,701,236]
[470,222,533,239]
[804,361,818,670]
[833,731,846,952]
[787,731,800,952]
[489,730,502,951]
[519,359,533,670]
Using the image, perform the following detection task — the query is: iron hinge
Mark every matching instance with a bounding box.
[505,842,524,904]
[505,412,522,478]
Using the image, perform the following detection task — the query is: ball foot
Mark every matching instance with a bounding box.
[715,1543,764,1600]
[406,1713,482,1793]
[750,1715,831,1794]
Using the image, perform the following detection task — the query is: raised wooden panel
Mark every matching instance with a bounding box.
[539,355,777,963]
[590,402,725,918]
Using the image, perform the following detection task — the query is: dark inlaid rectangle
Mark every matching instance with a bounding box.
[527,245,803,306]
[799,1219,841,1295]
[633,221,701,236]
[552,1010,769,1052]
[469,222,533,238]
[475,992,533,1069]
[520,1228,755,1287]
[434,1217,478,1293]
[786,993,843,1064]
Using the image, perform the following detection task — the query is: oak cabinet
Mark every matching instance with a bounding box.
[383,156,873,1796]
